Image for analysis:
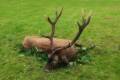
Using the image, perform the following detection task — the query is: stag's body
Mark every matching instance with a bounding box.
[23,36,71,50]
[23,36,76,59]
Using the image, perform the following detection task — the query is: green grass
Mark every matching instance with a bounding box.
[0,0,120,80]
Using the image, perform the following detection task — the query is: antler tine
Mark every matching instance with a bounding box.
[81,15,91,27]
[54,8,63,24]
[85,15,91,26]
[47,17,53,25]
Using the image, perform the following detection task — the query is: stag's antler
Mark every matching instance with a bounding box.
[63,14,91,49]
[47,8,63,54]
[49,13,91,58]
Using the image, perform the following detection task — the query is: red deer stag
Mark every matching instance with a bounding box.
[22,8,91,71]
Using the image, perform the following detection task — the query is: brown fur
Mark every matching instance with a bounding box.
[23,36,76,59]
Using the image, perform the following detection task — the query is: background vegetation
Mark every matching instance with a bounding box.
[0,0,120,80]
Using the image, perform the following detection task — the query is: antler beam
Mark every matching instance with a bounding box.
[47,8,63,54]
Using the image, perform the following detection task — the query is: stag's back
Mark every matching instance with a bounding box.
[23,36,72,50]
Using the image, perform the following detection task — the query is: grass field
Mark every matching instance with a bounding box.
[0,0,120,80]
